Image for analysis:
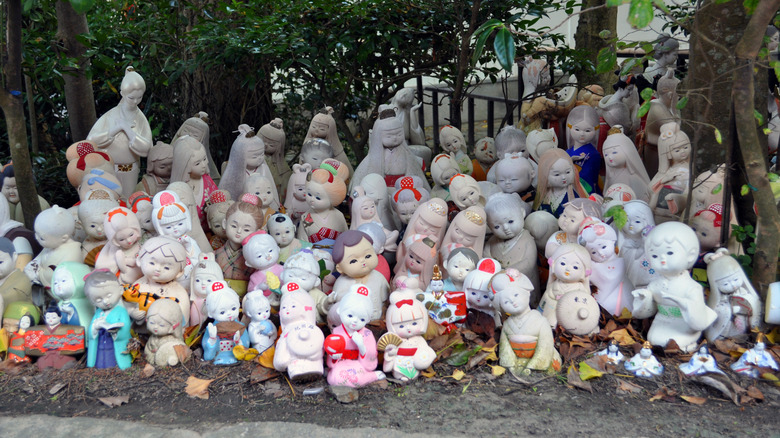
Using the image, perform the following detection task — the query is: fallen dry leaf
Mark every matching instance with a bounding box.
[746,385,764,401]
[258,346,275,369]
[491,365,506,377]
[603,319,617,334]
[420,367,436,378]
[681,395,707,405]
[249,365,279,384]
[185,376,214,399]
[579,361,604,381]
[142,364,155,378]
[649,387,677,402]
[616,379,642,394]
[49,382,66,395]
[451,369,466,381]
[567,364,592,393]
[174,344,192,363]
[98,395,129,407]
[713,339,745,359]
[608,328,636,346]
[583,354,609,373]
[617,308,633,320]
[691,375,743,405]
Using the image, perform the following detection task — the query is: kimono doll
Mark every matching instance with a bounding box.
[84,270,132,370]
[214,194,264,296]
[532,149,588,218]
[169,135,218,229]
[202,281,250,365]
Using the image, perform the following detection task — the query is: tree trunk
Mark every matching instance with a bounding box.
[55,0,96,143]
[1,0,41,228]
[449,0,481,130]
[573,0,617,89]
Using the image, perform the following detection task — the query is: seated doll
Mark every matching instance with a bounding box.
[24,206,82,288]
[328,231,389,321]
[266,213,311,264]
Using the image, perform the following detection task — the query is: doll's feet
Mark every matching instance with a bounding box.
[375,371,386,380]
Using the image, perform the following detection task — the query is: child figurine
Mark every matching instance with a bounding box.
[624,341,664,378]
[284,163,313,225]
[297,166,348,247]
[602,127,651,202]
[280,249,329,323]
[691,205,725,254]
[0,237,32,306]
[96,207,143,284]
[267,213,311,264]
[649,122,691,223]
[145,298,190,367]
[128,192,155,245]
[396,236,437,289]
[449,174,485,212]
[329,231,389,321]
[273,283,326,381]
[538,243,592,328]
[219,124,274,201]
[578,218,634,316]
[618,200,658,288]
[487,126,528,183]
[259,118,291,200]
[439,125,473,175]
[243,290,276,353]
[50,262,94,327]
[438,206,487,264]
[244,173,280,224]
[7,313,33,363]
[730,333,779,378]
[151,191,202,276]
[84,270,132,370]
[25,206,82,288]
[299,138,334,170]
[135,141,174,196]
[679,342,724,376]
[430,154,459,201]
[166,182,212,254]
[631,222,717,352]
[395,198,448,273]
[496,281,562,375]
[704,248,762,342]
[305,106,353,172]
[78,195,117,266]
[244,231,284,305]
[205,190,233,250]
[494,153,536,204]
[189,252,223,326]
[350,187,399,251]
[596,340,625,365]
[382,281,436,381]
[356,223,391,283]
[202,281,250,365]
[169,135,218,229]
[471,137,496,182]
[215,194,265,296]
[360,173,400,232]
[526,128,558,164]
[484,193,539,293]
[392,176,430,228]
[324,284,386,387]
[533,149,589,217]
[464,258,502,333]
[565,104,602,194]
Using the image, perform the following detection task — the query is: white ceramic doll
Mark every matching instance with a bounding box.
[324,284,386,387]
[565,104,601,194]
[151,191,201,279]
[305,106,352,172]
[439,125,473,175]
[189,252,224,326]
[202,281,250,365]
[678,343,724,376]
[577,218,634,316]
[49,261,94,328]
[259,118,291,200]
[631,222,717,352]
[267,213,311,264]
[471,137,496,182]
[329,230,389,321]
[169,135,218,229]
[350,187,399,251]
[544,198,602,259]
[242,290,277,354]
[448,173,485,211]
[464,258,502,328]
[730,334,779,378]
[704,248,762,342]
[145,298,190,367]
[360,173,401,232]
[538,243,591,328]
[596,340,625,365]
[649,122,691,223]
[244,232,284,306]
[391,176,430,227]
[166,182,212,252]
[296,166,348,247]
[135,141,173,196]
[244,172,280,223]
[618,200,658,288]
[273,283,326,381]
[300,138,334,170]
[78,196,117,266]
[128,192,155,245]
[494,153,536,205]
[395,198,448,275]
[430,154,459,201]
[96,207,143,284]
[556,289,600,336]
[219,124,274,201]
[382,281,436,381]
[526,128,557,165]
[690,204,725,254]
[601,183,636,213]
[602,126,651,202]
[24,206,82,288]
[284,163,312,225]
[438,206,487,265]
[624,341,664,378]
[280,249,328,323]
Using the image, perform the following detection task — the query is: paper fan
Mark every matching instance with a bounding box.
[377,333,403,351]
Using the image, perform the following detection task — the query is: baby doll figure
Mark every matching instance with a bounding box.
[244,173,280,224]
[631,222,717,352]
[189,252,224,326]
[325,284,386,387]
[464,258,502,335]
[485,193,539,293]
[533,149,589,217]
[448,174,485,214]
[566,105,602,194]
[439,125,473,175]
[297,166,348,247]
[704,248,762,342]
[202,281,250,365]
[305,106,353,172]
[78,195,118,266]
[430,154,459,201]
[280,249,328,322]
[359,173,399,232]
[166,182,212,253]
[170,135,218,229]
[649,122,691,223]
[242,290,277,353]
[494,153,536,204]
[50,262,94,328]
[350,187,399,251]
[96,207,143,284]
[578,219,633,316]
[205,190,233,250]
[215,194,264,296]
[486,126,529,183]
[274,283,326,381]
[0,237,32,307]
[538,243,592,328]
[526,128,558,164]
[145,298,190,367]
[438,206,487,264]
[25,206,82,288]
[267,213,311,264]
[219,124,274,201]
[545,198,603,259]
[300,138,334,171]
[329,231,389,321]
[284,163,313,225]
[84,270,132,370]
[602,127,651,202]
[497,280,562,375]
[395,198,448,273]
[618,200,658,288]
[357,223,391,283]
[128,192,155,245]
[244,232,284,304]
[152,191,201,278]
[135,141,173,197]
[391,176,430,234]
[396,236,437,290]
[259,118,291,200]
[382,282,436,381]
[624,341,664,378]
[471,137,496,182]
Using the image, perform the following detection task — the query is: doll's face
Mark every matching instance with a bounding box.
[121,88,144,110]
[18,316,31,330]
[246,297,271,323]
[585,239,616,263]
[359,200,377,221]
[339,302,370,332]
[406,249,425,273]
[113,227,140,249]
[570,120,596,147]
[382,125,404,149]
[84,214,106,239]
[193,272,218,297]
[691,217,720,251]
[160,218,188,239]
[146,313,174,336]
[293,180,306,201]
[306,181,332,211]
[445,253,475,283]
[413,215,439,237]
[268,220,295,247]
[281,267,318,291]
[442,133,463,153]
[475,140,496,164]
[139,250,182,284]
[36,230,68,249]
[88,283,123,310]
[434,164,458,187]
[189,148,209,178]
[558,207,585,235]
[301,149,327,169]
[44,311,62,327]
[247,179,275,208]
[245,144,265,170]
[553,252,586,282]
[603,145,626,168]
[245,238,279,270]
[263,136,281,154]
[224,210,258,246]
[466,285,492,308]
[454,182,481,209]
[669,142,691,163]
[547,158,574,189]
[496,166,532,194]
[646,238,690,276]
[336,238,377,278]
[2,177,18,203]
[137,207,154,233]
[208,211,227,239]
[498,288,529,314]
[391,312,425,338]
[623,212,650,236]
[51,269,76,300]
[280,295,308,324]
[210,297,239,322]
[714,272,742,294]
[394,201,418,225]
[0,251,15,279]
[450,221,478,247]
[155,158,173,179]
[489,209,524,240]
[310,121,329,138]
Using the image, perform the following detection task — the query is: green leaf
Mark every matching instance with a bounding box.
[714,128,723,144]
[740,184,750,196]
[768,173,779,182]
[754,109,765,126]
[640,87,654,101]
[711,183,722,194]
[637,100,651,118]
[606,0,630,6]
[23,0,34,14]
[579,361,604,381]
[473,19,503,37]
[598,30,613,40]
[604,205,628,230]
[743,0,759,14]
[446,345,482,367]
[676,96,689,110]
[471,28,491,67]
[493,27,515,72]
[619,58,642,76]
[69,0,95,14]
[596,47,617,74]
[628,0,654,28]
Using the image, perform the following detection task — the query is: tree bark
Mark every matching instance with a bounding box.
[449,0,481,130]
[573,0,617,89]
[55,0,96,142]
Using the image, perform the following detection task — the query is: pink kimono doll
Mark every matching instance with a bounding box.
[538,243,592,328]
[324,284,386,387]
[395,236,437,290]
[219,124,274,201]
[189,252,224,326]
[214,194,264,296]
[532,148,588,218]
[244,231,284,306]
[169,135,218,229]
[439,125,473,175]
[394,198,448,275]
[305,106,353,173]
[274,283,326,381]
[284,163,313,225]
[266,213,311,264]
[471,137,496,182]
[577,218,633,316]
[135,141,173,197]
[382,280,436,381]
[565,104,602,194]
[96,206,143,284]
[296,166,348,248]
[438,205,487,265]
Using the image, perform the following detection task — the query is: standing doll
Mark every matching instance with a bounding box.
[565,105,601,194]
[50,262,94,328]
[243,290,276,354]
[169,135,218,229]
[602,127,650,202]
[259,118,291,201]
[96,207,143,284]
[244,232,284,305]
[578,219,633,316]
[439,125,473,175]
[471,137,496,182]
[538,243,592,328]
[533,149,588,217]
[273,284,326,381]
[214,194,264,296]
[219,124,274,201]
[381,283,436,381]
[704,248,762,342]
[284,163,313,225]
[202,281,250,365]
[297,167,348,247]
[84,270,132,370]
[189,252,224,326]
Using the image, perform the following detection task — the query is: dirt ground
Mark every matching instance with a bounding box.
[1,349,778,437]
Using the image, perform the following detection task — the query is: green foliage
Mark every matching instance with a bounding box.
[628,0,654,28]
[69,0,95,14]
[731,224,757,276]
[494,27,516,72]
[596,47,617,74]
[604,205,628,230]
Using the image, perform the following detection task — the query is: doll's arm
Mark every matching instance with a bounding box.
[631,288,657,318]
[526,327,556,372]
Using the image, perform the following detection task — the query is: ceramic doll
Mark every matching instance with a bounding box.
[296,166,348,247]
[538,243,592,328]
[618,200,658,288]
[243,290,277,353]
[533,149,588,217]
[391,176,430,232]
[439,125,473,175]
[396,236,437,289]
[356,223,391,284]
[0,163,51,225]
[284,163,313,225]
[484,193,539,294]
[690,205,726,255]
[214,194,264,296]
[486,126,528,183]
[471,137,496,182]
[128,236,191,327]
[644,69,681,177]
[135,141,173,196]
[84,270,132,370]
[280,249,328,323]
[0,192,41,259]
[329,231,389,321]
[205,190,233,250]
[494,154,536,204]
[77,169,123,203]
[324,284,386,387]
[496,281,562,375]
[678,343,724,376]
[267,213,311,264]
[23,304,85,370]
[50,261,93,328]
[0,237,32,307]
[649,122,691,223]
[390,88,426,147]
[350,187,399,251]
[596,340,625,365]
[448,174,485,213]
[78,195,117,266]
[577,218,634,316]
[244,173,280,224]
[624,341,664,378]
[244,231,284,304]
[151,191,201,278]
[379,281,435,381]
[96,207,143,284]
[299,138,334,171]
[544,198,602,259]
[464,258,502,332]
[259,118,291,200]
[170,135,218,229]
[202,281,250,365]
[128,192,155,245]
[189,252,224,326]
[631,222,717,352]
[305,106,353,172]
[87,67,153,199]
[360,173,400,232]
[526,128,558,165]
[421,248,478,328]
[704,248,762,342]
[7,312,32,363]
[730,334,779,378]
[144,298,190,367]
[172,112,220,182]
[683,165,736,226]
[438,206,487,265]
[430,154,459,200]
[602,183,636,213]
[578,84,604,108]
[565,104,602,193]
[273,283,326,381]
[166,182,212,253]
[394,198,448,274]
[24,206,82,288]
[602,126,651,202]
[219,124,274,201]
[65,140,115,189]
[597,89,635,143]
[556,289,600,336]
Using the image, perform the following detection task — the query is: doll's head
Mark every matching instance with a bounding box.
[526,128,558,163]
[279,286,318,327]
[205,281,240,322]
[190,252,223,300]
[307,107,338,140]
[558,198,602,235]
[65,141,115,188]
[171,136,209,183]
[206,192,233,240]
[43,304,62,329]
[690,165,726,214]
[244,173,277,209]
[602,183,636,212]
[654,34,680,68]
[548,243,591,284]
[444,247,479,284]
[404,237,437,287]
[357,223,386,255]
[337,284,373,332]
[333,231,377,279]
[35,205,76,249]
[494,154,535,195]
[78,195,118,240]
[486,192,527,240]
[0,237,17,280]
[392,176,430,225]
[464,258,501,309]
[267,213,296,248]
[306,167,347,211]
[286,163,312,204]
[440,125,467,154]
[300,138,333,169]
[350,188,380,227]
[449,174,482,210]
[440,206,487,257]
[0,163,18,205]
[578,84,604,107]
[147,298,184,338]
[496,281,534,316]
[431,154,459,187]
[577,219,618,263]
[146,141,174,179]
[371,108,406,151]
[657,122,690,174]
[129,192,155,233]
[84,269,124,311]
[704,248,757,303]
[120,66,146,95]
[78,169,122,202]
[603,127,644,174]
[104,207,141,249]
[152,191,191,239]
[259,118,285,157]
[220,124,263,200]
[644,221,699,275]
[566,105,600,148]
[386,289,428,338]
[621,200,655,237]
[359,173,389,205]
[474,137,496,166]
[137,236,187,284]
[223,194,264,247]
[281,250,322,291]
[533,149,587,209]
[243,290,272,323]
[495,125,528,158]
[242,232,280,270]
[691,204,723,252]
[488,268,532,297]
[406,198,448,243]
